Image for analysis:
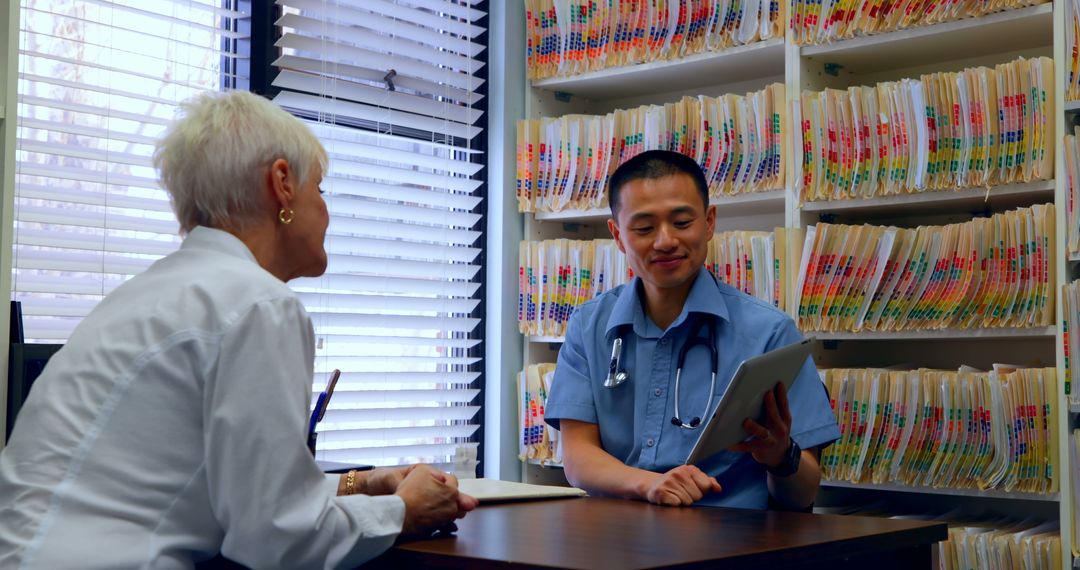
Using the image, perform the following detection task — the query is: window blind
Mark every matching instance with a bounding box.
[13,0,244,341]
[272,0,486,470]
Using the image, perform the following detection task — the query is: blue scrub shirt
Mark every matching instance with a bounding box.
[545,268,840,509]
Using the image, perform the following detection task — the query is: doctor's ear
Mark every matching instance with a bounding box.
[606,219,627,253]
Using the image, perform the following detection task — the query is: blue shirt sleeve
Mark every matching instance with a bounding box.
[766,319,840,451]
[544,308,598,430]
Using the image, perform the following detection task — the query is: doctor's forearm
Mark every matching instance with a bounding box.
[564,449,660,501]
[767,451,821,509]
[560,420,661,501]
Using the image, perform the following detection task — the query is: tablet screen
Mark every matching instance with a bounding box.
[685,338,815,466]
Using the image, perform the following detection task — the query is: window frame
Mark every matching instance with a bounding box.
[246,0,489,475]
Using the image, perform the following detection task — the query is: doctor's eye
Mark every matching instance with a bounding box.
[632,226,653,235]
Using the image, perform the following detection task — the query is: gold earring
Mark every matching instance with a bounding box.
[278,208,294,224]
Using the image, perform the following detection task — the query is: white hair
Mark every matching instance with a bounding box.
[153,90,328,233]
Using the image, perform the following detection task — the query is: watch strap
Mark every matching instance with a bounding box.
[766,438,801,478]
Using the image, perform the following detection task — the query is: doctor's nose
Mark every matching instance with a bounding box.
[653,226,678,250]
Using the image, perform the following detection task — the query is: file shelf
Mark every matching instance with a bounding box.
[531,38,784,100]
[821,480,1059,502]
[788,2,1070,563]
[507,5,1074,559]
[813,327,1058,341]
[799,4,1052,77]
[800,180,1055,218]
[528,336,564,344]
[534,190,785,224]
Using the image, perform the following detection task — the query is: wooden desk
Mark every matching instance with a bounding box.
[370,497,947,569]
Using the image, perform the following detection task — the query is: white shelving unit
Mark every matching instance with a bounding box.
[792,2,1070,563]
[505,4,1073,561]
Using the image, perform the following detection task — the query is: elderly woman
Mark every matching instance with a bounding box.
[0,91,476,569]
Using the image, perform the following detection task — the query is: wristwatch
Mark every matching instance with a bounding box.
[766,438,801,478]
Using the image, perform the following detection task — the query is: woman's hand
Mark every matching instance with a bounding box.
[363,465,417,496]
[395,465,478,538]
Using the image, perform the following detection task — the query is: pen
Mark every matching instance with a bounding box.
[308,369,341,456]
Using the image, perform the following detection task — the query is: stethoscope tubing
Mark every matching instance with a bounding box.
[604,316,720,429]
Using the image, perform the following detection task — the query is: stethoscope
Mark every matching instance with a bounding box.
[604,316,719,429]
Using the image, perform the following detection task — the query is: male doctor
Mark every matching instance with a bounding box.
[545,150,840,510]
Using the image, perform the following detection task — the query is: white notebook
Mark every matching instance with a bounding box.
[457,478,587,503]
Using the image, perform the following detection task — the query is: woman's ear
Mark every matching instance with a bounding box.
[268,158,295,209]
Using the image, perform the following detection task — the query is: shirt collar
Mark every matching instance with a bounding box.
[604,267,730,337]
[181,226,259,265]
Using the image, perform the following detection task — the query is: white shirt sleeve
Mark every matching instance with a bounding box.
[203,296,404,570]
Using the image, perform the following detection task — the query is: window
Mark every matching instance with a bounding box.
[270,0,487,470]
[12,0,244,341]
[11,0,486,473]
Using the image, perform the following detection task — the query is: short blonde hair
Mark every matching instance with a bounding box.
[153,90,328,233]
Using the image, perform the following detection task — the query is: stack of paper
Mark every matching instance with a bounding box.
[794,204,1056,333]
[706,230,787,309]
[1064,129,1080,256]
[819,366,1058,494]
[519,231,788,336]
[458,478,586,503]
[791,1,1047,46]
[1072,430,1080,555]
[797,57,1054,202]
[818,502,1060,569]
[517,84,786,213]
[1062,281,1080,406]
[518,239,632,337]
[940,520,1060,570]
[525,0,783,80]
[1070,0,1080,101]
[519,363,561,465]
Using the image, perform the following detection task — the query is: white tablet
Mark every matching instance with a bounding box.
[684,338,815,466]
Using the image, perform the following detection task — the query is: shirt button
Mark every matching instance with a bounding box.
[660,338,668,345]
[647,438,655,447]
[654,388,662,397]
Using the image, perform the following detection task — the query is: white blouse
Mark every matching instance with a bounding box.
[0,226,404,570]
